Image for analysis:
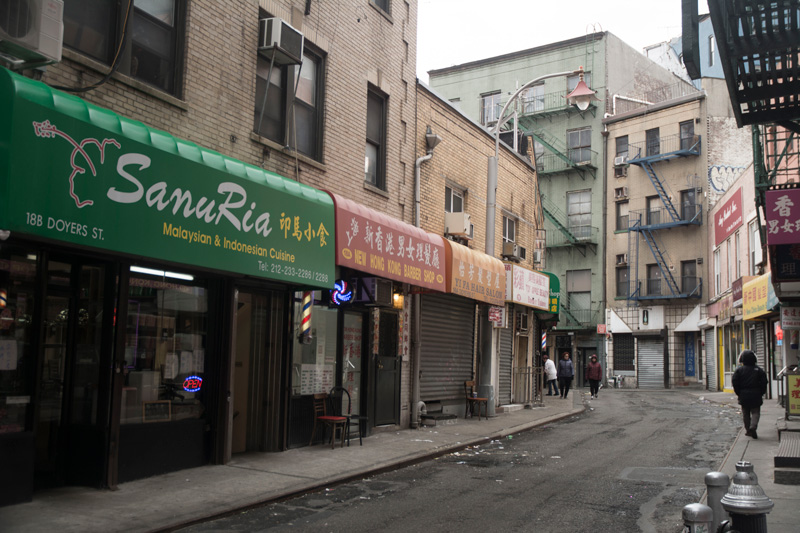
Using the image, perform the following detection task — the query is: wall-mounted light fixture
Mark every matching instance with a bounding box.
[392,290,404,310]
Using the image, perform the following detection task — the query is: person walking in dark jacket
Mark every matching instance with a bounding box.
[732,350,768,439]
[558,352,574,399]
[586,354,602,399]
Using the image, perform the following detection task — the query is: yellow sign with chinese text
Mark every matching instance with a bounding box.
[788,371,800,417]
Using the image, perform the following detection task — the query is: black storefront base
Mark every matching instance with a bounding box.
[118,419,207,483]
[0,432,34,507]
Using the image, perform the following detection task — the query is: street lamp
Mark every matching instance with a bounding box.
[485,67,597,257]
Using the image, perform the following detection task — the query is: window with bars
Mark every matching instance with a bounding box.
[614,334,635,372]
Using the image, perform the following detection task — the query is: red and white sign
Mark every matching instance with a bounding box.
[714,187,743,246]
[781,307,800,330]
[766,189,800,245]
[597,324,606,335]
[504,264,549,310]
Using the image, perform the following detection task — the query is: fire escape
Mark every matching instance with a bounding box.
[625,133,704,301]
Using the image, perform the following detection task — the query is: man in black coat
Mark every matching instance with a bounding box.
[732,350,768,439]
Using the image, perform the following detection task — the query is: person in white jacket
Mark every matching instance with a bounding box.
[543,354,559,396]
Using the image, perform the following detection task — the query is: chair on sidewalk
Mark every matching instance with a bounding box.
[330,386,367,446]
[309,392,347,448]
[464,380,488,420]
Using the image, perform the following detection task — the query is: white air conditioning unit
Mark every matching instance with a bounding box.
[615,186,629,199]
[614,166,628,178]
[0,0,63,68]
[258,17,304,65]
[353,277,393,307]
[614,155,628,166]
[502,242,525,262]
[444,211,473,238]
[532,249,542,263]
[616,253,628,265]
[517,312,529,332]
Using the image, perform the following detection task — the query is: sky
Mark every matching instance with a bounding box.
[417,0,709,83]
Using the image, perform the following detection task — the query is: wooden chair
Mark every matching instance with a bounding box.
[309,393,347,448]
[330,386,366,446]
[464,380,488,420]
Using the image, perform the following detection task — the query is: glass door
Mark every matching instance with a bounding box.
[35,258,113,488]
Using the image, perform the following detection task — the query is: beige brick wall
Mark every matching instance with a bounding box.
[416,83,543,267]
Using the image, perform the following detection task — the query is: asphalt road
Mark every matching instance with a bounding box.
[177,390,741,533]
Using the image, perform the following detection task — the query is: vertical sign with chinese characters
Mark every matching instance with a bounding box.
[685,332,696,377]
[787,372,800,416]
[766,189,800,245]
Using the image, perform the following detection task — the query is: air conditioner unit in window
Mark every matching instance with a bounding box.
[532,249,542,263]
[614,166,628,178]
[352,277,393,307]
[444,211,473,239]
[614,155,628,166]
[258,17,304,65]
[502,242,525,262]
[616,253,628,265]
[615,187,629,199]
[0,0,63,68]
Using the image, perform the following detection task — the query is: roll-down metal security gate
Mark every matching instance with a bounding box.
[420,294,475,402]
[638,338,665,389]
[498,327,513,405]
[755,322,766,369]
[705,329,717,391]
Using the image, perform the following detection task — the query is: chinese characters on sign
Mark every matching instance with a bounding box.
[504,264,550,310]
[766,189,800,245]
[443,239,506,306]
[781,307,800,329]
[788,373,800,416]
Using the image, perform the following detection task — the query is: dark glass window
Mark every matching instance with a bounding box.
[614,334,635,372]
[615,135,628,158]
[646,128,660,156]
[616,267,628,298]
[680,120,696,150]
[63,0,183,96]
[365,87,387,188]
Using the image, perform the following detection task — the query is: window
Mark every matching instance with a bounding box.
[616,201,629,231]
[533,139,545,171]
[680,120,696,150]
[735,231,741,279]
[646,128,660,156]
[681,189,698,221]
[566,269,591,322]
[714,248,721,294]
[748,219,762,275]
[647,195,662,225]
[613,334,635,372]
[647,264,662,296]
[616,266,629,298]
[122,270,209,425]
[682,260,697,294]
[567,72,592,94]
[503,216,516,243]
[708,35,716,67]
[365,87,387,188]
[567,127,592,163]
[615,135,629,158]
[255,48,324,160]
[445,186,464,213]
[522,84,544,113]
[372,0,391,15]
[481,92,501,125]
[63,0,184,95]
[567,190,592,239]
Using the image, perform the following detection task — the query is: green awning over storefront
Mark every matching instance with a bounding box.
[0,68,334,287]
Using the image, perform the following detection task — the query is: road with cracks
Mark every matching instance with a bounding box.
[178,390,741,533]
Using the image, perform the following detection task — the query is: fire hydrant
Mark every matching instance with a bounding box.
[681,503,713,532]
[719,461,773,533]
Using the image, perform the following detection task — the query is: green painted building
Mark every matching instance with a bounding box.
[428,32,680,381]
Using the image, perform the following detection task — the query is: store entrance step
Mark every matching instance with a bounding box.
[420,413,458,427]
[775,432,800,469]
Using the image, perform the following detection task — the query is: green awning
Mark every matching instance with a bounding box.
[0,67,334,287]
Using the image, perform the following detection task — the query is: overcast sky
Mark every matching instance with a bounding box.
[417,0,709,83]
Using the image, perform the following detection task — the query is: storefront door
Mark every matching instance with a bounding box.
[375,311,399,426]
[231,289,284,454]
[35,257,114,488]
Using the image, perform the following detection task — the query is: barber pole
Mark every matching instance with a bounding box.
[0,289,6,308]
[301,291,312,343]
[541,331,547,351]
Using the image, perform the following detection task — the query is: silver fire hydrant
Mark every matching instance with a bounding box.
[719,461,774,533]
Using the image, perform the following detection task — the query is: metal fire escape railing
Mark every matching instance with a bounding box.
[626,211,703,302]
[541,194,598,255]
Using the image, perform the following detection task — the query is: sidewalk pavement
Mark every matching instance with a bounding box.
[0,390,796,533]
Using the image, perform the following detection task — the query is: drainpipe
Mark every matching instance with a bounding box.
[611,94,652,115]
[411,126,441,428]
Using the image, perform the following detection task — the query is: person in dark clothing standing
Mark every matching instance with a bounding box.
[732,350,768,439]
[558,352,574,399]
[586,353,602,399]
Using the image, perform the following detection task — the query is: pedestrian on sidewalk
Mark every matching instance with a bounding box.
[558,351,574,399]
[732,349,768,439]
[587,353,602,399]
[544,354,559,396]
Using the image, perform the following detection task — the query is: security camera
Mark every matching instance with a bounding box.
[0,230,10,241]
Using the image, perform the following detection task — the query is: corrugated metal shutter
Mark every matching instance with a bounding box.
[755,323,766,369]
[498,327,513,404]
[420,294,475,402]
[705,329,717,391]
[638,338,664,389]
